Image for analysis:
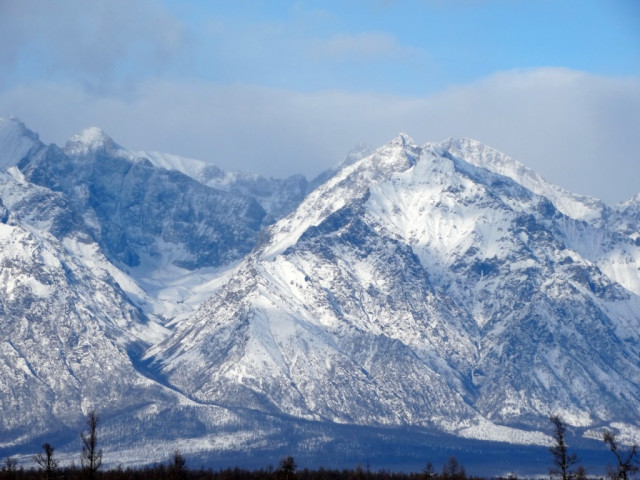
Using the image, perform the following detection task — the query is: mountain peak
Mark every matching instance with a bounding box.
[0,116,42,169]
[0,116,38,137]
[64,127,120,155]
[391,132,417,148]
[619,192,640,208]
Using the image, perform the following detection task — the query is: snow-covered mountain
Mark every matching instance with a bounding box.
[0,167,173,443]
[140,150,310,221]
[1,117,639,470]
[17,128,268,272]
[436,137,609,225]
[147,133,640,445]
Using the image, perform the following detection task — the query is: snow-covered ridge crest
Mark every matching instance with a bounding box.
[619,192,640,208]
[139,150,310,220]
[258,132,420,258]
[432,137,607,223]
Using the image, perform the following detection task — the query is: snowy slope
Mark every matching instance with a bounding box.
[609,194,640,242]
[0,166,331,464]
[140,142,374,221]
[365,141,640,426]
[438,137,608,224]
[439,139,640,295]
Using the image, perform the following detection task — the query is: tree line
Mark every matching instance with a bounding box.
[1,414,638,480]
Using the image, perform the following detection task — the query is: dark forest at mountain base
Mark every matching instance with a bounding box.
[0,448,627,480]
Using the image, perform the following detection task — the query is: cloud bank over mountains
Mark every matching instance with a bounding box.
[2,68,638,204]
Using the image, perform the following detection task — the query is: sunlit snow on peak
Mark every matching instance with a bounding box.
[64,126,120,155]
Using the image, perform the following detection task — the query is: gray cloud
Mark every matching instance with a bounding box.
[0,0,186,92]
[1,68,638,204]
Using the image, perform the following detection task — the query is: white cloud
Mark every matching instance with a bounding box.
[413,69,640,203]
[1,68,638,204]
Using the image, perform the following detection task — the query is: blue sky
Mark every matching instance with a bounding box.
[0,0,639,203]
[162,0,639,93]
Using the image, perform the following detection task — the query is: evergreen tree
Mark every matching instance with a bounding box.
[169,450,187,480]
[34,443,57,480]
[277,456,297,480]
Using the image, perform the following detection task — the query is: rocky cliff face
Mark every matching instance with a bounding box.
[0,168,174,443]
[16,127,267,271]
[138,149,310,221]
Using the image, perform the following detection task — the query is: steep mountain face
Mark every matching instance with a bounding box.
[406,143,640,428]
[0,169,174,443]
[0,119,313,458]
[17,128,268,271]
[149,134,640,443]
[148,217,481,429]
[609,194,640,243]
[0,117,42,170]
[0,125,282,461]
[140,150,309,221]
[140,142,374,221]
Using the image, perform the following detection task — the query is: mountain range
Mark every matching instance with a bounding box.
[0,116,639,473]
